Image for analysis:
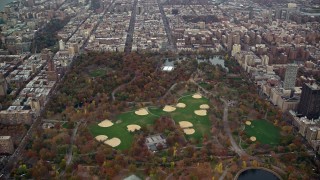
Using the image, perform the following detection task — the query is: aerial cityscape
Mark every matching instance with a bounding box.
[0,0,320,179]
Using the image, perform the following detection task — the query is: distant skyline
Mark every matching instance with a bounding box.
[0,0,16,11]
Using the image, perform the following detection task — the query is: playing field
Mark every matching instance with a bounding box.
[89,93,212,150]
[245,120,280,145]
[89,111,158,150]
[149,95,211,141]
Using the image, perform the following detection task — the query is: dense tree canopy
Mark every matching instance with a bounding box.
[31,17,70,53]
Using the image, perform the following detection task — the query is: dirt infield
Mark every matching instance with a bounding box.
[179,121,193,128]
[95,135,108,142]
[192,93,202,99]
[194,109,207,116]
[176,103,186,108]
[163,105,176,112]
[200,104,210,109]
[183,128,195,135]
[105,137,121,147]
[250,136,257,141]
[127,124,141,132]
[135,108,149,116]
[98,120,114,127]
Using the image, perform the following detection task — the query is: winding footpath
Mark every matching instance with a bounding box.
[160,82,181,100]
[221,99,247,157]
[189,77,250,157]
[111,75,136,101]
[188,75,287,179]
[60,120,83,177]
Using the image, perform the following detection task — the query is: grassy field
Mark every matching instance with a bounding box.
[89,111,159,150]
[89,94,212,150]
[149,94,211,141]
[198,82,211,89]
[89,68,107,77]
[245,120,280,145]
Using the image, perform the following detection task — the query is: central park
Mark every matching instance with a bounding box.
[13,52,318,179]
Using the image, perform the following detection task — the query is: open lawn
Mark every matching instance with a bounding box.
[148,95,211,142]
[89,68,107,77]
[89,111,158,150]
[198,82,211,90]
[245,120,280,145]
[89,94,212,150]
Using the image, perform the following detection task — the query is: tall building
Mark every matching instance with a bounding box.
[227,32,234,51]
[45,49,58,81]
[233,34,240,44]
[30,97,41,115]
[249,7,254,19]
[138,6,143,15]
[283,64,298,90]
[0,73,8,96]
[0,136,14,155]
[231,44,241,56]
[41,48,53,61]
[47,58,58,81]
[275,9,281,19]
[59,39,65,50]
[298,83,320,119]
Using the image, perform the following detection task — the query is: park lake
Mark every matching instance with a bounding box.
[237,169,280,180]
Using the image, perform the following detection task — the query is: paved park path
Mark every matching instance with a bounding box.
[111,75,136,101]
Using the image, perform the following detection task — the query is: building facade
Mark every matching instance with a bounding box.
[0,136,14,154]
[0,73,8,96]
[283,64,298,90]
[298,83,320,119]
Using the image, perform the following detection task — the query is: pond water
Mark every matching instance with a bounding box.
[164,56,228,71]
[237,169,280,180]
[164,58,175,66]
[197,56,229,71]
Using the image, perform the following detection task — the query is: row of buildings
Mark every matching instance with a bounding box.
[164,5,222,52]
[234,49,320,153]
[86,0,133,52]
[132,0,168,51]
[0,0,108,125]
[0,0,67,54]
[227,1,320,153]
[0,0,105,156]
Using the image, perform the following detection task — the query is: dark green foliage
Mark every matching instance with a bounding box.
[31,17,70,53]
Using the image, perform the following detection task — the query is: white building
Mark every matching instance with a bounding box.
[283,64,298,90]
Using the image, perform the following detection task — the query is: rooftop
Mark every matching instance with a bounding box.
[306,83,320,90]
[0,136,11,140]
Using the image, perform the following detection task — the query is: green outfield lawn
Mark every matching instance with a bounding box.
[245,119,281,145]
[89,94,212,150]
[199,82,211,89]
[89,111,158,150]
[149,94,211,141]
[89,68,107,77]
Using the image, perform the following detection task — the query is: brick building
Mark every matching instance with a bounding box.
[0,136,14,155]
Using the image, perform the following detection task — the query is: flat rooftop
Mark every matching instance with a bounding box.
[306,83,320,90]
[162,66,174,72]
[0,136,11,140]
